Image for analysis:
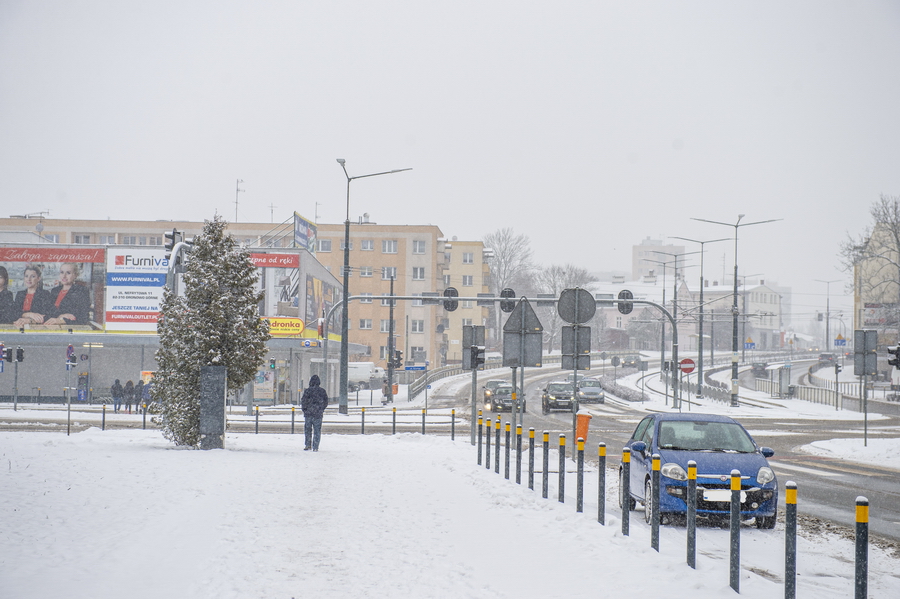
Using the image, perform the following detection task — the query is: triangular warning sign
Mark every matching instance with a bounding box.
[503,297,543,333]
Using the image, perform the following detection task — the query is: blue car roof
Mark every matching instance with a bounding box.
[650,413,737,424]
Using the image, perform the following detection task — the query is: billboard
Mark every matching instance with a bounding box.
[0,246,107,331]
[105,247,169,332]
[293,212,317,253]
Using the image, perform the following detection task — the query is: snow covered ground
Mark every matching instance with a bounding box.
[1,365,898,598]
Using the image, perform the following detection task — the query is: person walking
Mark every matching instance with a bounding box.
[300,374,328,452]
[135,379,145,412]
[110,379,124,413]
[123,380,134,414]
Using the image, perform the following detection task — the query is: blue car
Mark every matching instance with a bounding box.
[619,413,778,529]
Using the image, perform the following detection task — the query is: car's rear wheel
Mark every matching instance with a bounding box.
[644,479,654,524]
[618,469,635,511]
[756,515,776,529]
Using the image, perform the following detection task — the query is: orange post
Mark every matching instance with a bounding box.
[575,412,592,441]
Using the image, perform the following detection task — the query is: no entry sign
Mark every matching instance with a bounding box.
[679,358,696,373]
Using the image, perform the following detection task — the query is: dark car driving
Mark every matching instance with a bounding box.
[541,381,576,414]
[619,413,778,528]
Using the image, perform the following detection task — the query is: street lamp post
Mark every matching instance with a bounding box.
[692,215,780,407]
[671,236,730,399]
[336,159,412,414]
[815,279,840,352]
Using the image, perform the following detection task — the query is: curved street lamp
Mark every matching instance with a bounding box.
[335,159,412,414]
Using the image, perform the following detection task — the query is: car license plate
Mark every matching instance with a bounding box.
[703,489,747,502]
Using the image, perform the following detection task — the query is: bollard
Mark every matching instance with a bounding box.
[542,431,550,499]
[361,407,366,434]
[515,424,522,484]
[142,404,147,430]
[687,460,697,569]
[651,453,661,552]
[102,404,106,431]
[291,406,295,434]
[729,469,741,593]
[485,415,492,470]
[855,496,868,599]
[504,422,511,480]
[477,414,483,465]
[255,406,260,434]
[558,434,566,503]
[451,409,456,441]
[494,418,501,474]
[598,443,606,525]
[576,438,584,513]
[392,407,397,435]
[528,428,535,490]
[422,409,426,435]
[621,448,631,536]
[785,481,797,599]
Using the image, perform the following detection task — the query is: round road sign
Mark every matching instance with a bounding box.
[679,358,696,373]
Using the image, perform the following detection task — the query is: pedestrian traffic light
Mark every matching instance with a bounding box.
[393,350,403,368]
[500,288,516,313]
[617,289,634,315]
[67,344,76,366]
[269,358,276,369]
[16,347,24,362]
[443,287,459,312]
[887,346,900,368]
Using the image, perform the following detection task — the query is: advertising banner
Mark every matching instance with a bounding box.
[0,246,106,331]
[253,370,275,399]
[105,248,169,332]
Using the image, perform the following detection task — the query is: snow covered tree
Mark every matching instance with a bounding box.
[153,216,270,446]
[535,264,597,352]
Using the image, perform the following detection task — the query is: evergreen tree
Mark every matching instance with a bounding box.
[153,216,270,446]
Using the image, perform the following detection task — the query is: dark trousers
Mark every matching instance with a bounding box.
[304,414,323,450]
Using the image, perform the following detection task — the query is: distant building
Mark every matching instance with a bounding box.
[632,237,685,282]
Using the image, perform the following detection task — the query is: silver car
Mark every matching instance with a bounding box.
[577,378,605,403]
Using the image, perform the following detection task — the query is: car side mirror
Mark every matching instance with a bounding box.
[631,441,647,454]
[760,447,775,458]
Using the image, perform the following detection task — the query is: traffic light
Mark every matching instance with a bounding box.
[617,289,634,315]
[471,345,485,369]
[16,347,24,362]
[888,346,900,368]
[67,344,76,367]
[3,347,11,362]
[164,228,182,260]
[269,358,276,369]
[393,350,403,368]
[500,288,516,313]
[443,287,459,312]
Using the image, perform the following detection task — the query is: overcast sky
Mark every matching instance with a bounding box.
[3,1,898,322]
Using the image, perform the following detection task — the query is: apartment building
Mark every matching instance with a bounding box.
[441,238,491,364]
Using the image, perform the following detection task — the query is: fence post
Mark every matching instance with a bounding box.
[255,406,259,434]
[142,404,147,430]
[729,469,742,593]
[558,434,566,503]
[515,424,522,484]
[361,407,365,434]
[855,496,869,599]
[485,415,492,470]
[494,417,501,474]
[451,409,455,441]
[102,404,106,431]
[528,428,535,490]
[687,460,697,569]
[597,442,606,525]
[392,407,397,435]
[651,454,661,551]
[422,409,426,435]
[542,431,549,499]
[621,448,631,536]
[576,438,584,513]
[785,481,797,599]
[504,422,511,480]
[291,406,295,434]
[477,414,483,465]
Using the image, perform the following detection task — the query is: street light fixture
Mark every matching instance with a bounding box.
[336,159,412,415]
[691,215,781,407]
[670,236,730,399]
[814,279,841,352]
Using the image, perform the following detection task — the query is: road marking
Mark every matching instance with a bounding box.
[769,461,842,477]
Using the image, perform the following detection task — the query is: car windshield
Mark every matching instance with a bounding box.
[486,381,502,390]
[579,380,601,388]
[493,387,513,397]
[656,421,756,453]
[548,383,574,394]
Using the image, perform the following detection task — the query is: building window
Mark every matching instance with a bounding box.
[73,234,91,244]
[412,266,425,280]
[381,297,395,306]
[359,319,372,330]
[462,300,473,309]
[616,317,622,328]
[382,266,397,280]
[443,274,451,286]
[380,319,395,333]
[101,235,118,245]
[148,236,163,246]
[382,239,398,254]
[462,318,473,326]
[411,346,426,361]
[43,234,59,243]
[462,275,473,286]
[380,346,389,360]
[360,266,373,277]
[412,240,426,254]
[340,240,353,251]
[318,239,332,252]
[412,293,423,307]
[360,293,373,303]
[361,239,374,251]
[412,319,425,333]
[462,252,474,264]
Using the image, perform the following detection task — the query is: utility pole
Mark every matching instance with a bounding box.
[234,179,244,222]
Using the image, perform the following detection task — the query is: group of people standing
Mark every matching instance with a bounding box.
[110,379,146,414]
[0,263,91,327]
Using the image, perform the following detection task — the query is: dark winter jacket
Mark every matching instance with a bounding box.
[111,380,124,399]
[301,375,328,418]
[49,283,91,325]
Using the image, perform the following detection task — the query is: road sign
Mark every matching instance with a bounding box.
[502,297,543,367]
[679,358,696,373]
[835,335,846,347]
[558,288,596,324]
[405,366,425,371]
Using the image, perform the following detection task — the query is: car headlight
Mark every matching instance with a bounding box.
[485,391,491,396]
[756,467,775,485]
[661,463,687,481]
[578,391,585,397]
